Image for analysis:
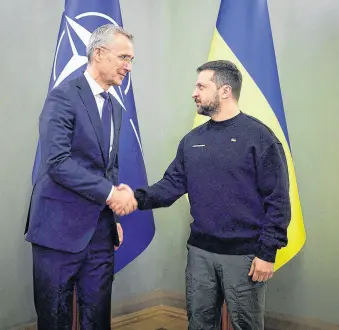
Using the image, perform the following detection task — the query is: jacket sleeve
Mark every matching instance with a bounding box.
[256,142,291,262]
[135,139,187,209]
[40,87,112,205]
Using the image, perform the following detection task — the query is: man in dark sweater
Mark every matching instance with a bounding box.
[109,60,291,330]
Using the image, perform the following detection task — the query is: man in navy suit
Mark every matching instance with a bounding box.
[25,24,137,329]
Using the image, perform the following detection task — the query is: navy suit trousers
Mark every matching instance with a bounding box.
[32,208,116,330]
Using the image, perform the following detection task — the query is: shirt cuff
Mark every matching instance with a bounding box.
[106,186,115,202]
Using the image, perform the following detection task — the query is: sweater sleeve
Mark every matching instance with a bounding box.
[256,142,291,262]
[134,139,187,209]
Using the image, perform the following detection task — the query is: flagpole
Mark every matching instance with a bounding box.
[72,286,79,330]
[221,302,233,330]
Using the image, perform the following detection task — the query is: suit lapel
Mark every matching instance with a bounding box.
[76,75,105,163]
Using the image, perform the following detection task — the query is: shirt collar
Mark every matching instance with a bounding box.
[84,70,105,97]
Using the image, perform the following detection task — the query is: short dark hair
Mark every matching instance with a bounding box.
[197,60,242,100]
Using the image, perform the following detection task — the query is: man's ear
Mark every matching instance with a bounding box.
[221,85,232,99]
[93,48,102,63]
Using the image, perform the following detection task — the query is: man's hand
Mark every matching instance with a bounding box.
[106,184,137,216]
[114,223,123,250]
[116,183,134,194]
[248,257,274,282]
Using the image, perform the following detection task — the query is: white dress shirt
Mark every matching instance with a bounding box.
[84,71,114,201]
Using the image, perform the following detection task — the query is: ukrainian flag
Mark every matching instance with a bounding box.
[192,0,306,271]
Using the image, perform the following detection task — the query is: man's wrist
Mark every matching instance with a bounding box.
[106,186,115,202]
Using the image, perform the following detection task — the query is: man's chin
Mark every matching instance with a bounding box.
[197,108,214,117]
[197,108,207,116]
[110,79,123,87]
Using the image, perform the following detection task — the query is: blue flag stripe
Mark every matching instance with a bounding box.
[216,0,290,144]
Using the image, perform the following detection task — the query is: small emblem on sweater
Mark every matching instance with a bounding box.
[192,144,206,147]
[231,138,237,142]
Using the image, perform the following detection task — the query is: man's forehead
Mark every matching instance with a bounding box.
[111,34,133,48]
[196,70,215,84]
[110,38,134,56]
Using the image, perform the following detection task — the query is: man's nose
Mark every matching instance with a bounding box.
[124,61,132,72]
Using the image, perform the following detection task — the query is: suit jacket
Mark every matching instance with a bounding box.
[25,74,122,252]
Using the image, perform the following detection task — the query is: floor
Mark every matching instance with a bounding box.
[114,317,188,330]
[111,306,188,330]
[111,305,232,330]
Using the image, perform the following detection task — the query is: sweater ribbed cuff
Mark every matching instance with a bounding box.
[134,189,146,209]
[256,243,277,263]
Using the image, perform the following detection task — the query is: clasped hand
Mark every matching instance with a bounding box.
[106,184,137,216]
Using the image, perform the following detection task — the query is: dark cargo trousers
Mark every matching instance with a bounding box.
[185,245,267,330]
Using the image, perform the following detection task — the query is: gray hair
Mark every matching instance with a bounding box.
[86,24,134,62]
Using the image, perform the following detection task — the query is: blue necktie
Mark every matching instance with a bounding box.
[100,92,112,164]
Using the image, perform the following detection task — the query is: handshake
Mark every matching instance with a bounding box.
[106,184,138,216]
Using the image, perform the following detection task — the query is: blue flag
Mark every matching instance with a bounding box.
[32,0,155,273]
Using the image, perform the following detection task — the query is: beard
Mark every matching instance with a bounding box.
[197,93,220,117]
